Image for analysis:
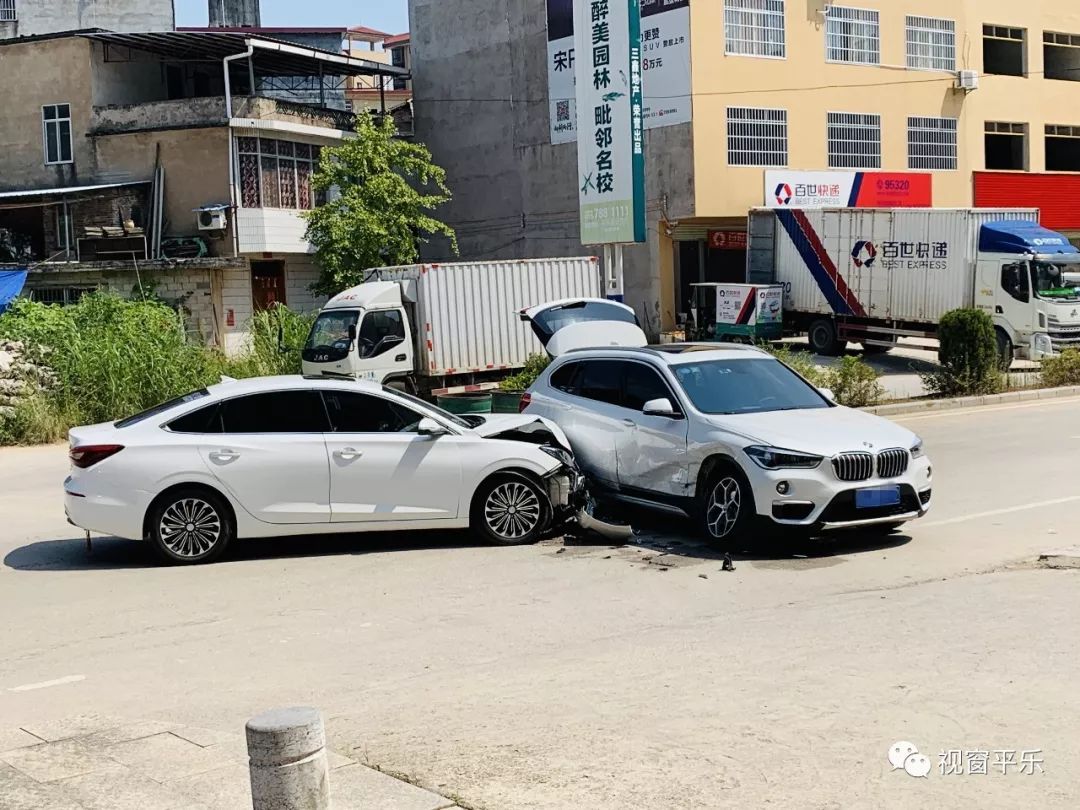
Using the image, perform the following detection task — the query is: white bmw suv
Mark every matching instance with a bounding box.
[519,301,932,544]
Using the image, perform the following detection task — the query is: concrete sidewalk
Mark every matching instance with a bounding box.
[0,713,459,810]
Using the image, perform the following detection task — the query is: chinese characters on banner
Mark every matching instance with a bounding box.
[574,0,646,244]
[547,0,691,145]
[765,170,934,208]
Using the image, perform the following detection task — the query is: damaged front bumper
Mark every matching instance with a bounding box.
[545,469,635,542]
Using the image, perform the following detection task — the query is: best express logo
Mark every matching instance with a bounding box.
[852,239,950,270]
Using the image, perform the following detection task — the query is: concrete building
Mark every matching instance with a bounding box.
[0,0,174,39]
[410,0,1080,333]
[347,30,413,135]
[0,30,405,352]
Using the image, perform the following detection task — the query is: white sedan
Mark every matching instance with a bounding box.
[65,376,584,565]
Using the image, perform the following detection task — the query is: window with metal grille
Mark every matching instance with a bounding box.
[906,16,956,72]
[985,122,1027,170]
[828,112,881,169]
[983,25,1026,76]
[236,136,322,210]
[724,0,786,59]
[42,104,72,166]
[825,6,879,65]
[31,287,93,306]
[727,107,788,167]
[1044,31,1080,82]
[0,0,16,22]
[908,116,958,170]
[1046,124,1080,171]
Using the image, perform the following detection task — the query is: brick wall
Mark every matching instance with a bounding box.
[42,186,151,259]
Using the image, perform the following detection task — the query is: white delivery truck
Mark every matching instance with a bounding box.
[747,208,1080,366]
[301,257,602,393]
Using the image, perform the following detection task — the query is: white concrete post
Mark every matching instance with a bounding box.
[246,706,330,810]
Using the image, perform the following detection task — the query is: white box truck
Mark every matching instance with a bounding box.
[301,257,602,393]
[747,208,1080,366]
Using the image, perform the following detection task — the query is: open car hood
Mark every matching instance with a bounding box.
[469,413,573,451]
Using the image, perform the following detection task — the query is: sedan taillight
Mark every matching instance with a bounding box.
[518,392,532,413]
[69,444,124,468]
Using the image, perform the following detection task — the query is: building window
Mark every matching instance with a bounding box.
[1044,31,1080,82]
[727,107,788,167]
[906,16,956,72]
[985,122,1027,171]
[1046,125,1080,171]
[825,6,880,66]
[0,0,16,22]
[42,104,73,165]
[908,116,958,170]
[828,112,881,169]
[983,25,1025,77]
[237,136,322,210]
[31,287,93,306]
[724,0,786,59]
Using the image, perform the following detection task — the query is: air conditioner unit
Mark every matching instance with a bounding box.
[956,70,979,91]
[197,209,227,231]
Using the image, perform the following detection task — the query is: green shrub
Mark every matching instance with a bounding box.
[499,353,551,391]
[0,393,76,446]
[222,305,316,378]
[822,355,884,408]
[1040,348,1080,388]
[923,308,1003,397]
[762,344,826,387]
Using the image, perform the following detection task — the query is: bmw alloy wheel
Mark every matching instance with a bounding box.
[484,481,542,541]
[706,477,742,539]
[158,497,222,558]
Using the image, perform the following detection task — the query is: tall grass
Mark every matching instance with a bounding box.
[0,293,316,444]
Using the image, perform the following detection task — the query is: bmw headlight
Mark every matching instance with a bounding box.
[744,446,823,470]
[910,438,925,459]
[539,444,577,470]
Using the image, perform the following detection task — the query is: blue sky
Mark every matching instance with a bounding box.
[175,0,409,35]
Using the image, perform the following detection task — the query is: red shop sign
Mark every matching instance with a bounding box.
[708,231,748,250]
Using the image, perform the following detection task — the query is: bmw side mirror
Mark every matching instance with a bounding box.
[818,387,835,401]
[417,417,448,437]
[642,397,677,417]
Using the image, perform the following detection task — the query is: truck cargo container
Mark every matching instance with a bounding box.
[747,208,1080,366]
[301,257,603,393]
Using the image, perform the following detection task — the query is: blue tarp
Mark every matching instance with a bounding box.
[0,269,27,314]
[979,220,1080,256]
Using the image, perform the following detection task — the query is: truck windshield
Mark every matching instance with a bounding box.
[1032,262,1080,299]
[672,358,830,415]
[303,311,359,362]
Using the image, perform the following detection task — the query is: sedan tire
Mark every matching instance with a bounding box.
[148,488,234,565]
[471,473,550,546]
[699,463,756,548]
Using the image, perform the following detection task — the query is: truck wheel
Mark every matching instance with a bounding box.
[995,330,1014,372]
[808,319,842,356]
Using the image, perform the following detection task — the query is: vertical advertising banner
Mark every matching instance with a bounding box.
[548,0,690,143]
[547,0,577,145]
[575,0,646,245]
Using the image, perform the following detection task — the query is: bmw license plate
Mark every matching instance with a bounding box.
[855,486,901,509]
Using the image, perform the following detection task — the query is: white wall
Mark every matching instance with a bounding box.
[235,208,313,254]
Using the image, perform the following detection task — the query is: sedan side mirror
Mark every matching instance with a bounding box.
[818,387,835,401]
[417,417,448,437]
[642,397,678,417]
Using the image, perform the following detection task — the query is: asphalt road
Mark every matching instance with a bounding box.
[2,398,1079,809]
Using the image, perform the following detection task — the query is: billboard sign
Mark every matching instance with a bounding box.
[765,170,933,208]
[575,0,646,245]
[547,0,690,144]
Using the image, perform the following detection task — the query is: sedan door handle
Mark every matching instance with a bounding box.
[621,418,636,427]
[209,450,239,463]
[334,447,363,461]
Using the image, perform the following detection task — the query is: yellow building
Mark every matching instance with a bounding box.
[661,0,1080,324]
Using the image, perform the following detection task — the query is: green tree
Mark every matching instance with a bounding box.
[303,111,458,296]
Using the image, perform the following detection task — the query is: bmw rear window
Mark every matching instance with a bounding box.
[114,389,210,428]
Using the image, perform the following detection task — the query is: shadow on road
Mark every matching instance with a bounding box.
[3,531,489,572]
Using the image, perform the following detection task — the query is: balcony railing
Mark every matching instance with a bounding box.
[90,96,356,136]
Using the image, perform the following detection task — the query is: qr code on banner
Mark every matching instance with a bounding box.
[556,100,570,122]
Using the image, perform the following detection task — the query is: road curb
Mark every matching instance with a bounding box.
[862,385,1080,417]
[1038,548,1080,569]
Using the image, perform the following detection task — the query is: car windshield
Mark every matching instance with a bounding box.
[382,386,479,429]
[529,301,638,343]
[672,358,830,415]
[1032,261,1080,299]
[303,310,359,362]
[115,389,210,428]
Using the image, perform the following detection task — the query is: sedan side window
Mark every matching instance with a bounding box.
[322,391,423,433]
[622,363,676,412]
[219,391,330,433]
[576,360,622,406]
[168,404,223,434]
